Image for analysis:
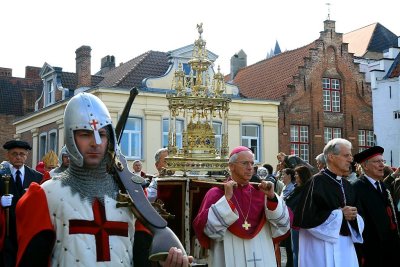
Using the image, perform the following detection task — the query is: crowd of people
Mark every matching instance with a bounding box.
[0,92,399,267]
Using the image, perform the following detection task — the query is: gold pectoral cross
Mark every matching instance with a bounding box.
[242,220,251,230]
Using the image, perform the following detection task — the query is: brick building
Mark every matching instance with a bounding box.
[230,20,374,165]
[0,66,43,164]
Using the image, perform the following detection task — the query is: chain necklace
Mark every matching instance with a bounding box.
[323,170,347,206]
[232,185,252,230]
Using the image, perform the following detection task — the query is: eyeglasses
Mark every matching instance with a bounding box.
[369,159,386,164]
[10,152,28,158]
[234,161,255,167]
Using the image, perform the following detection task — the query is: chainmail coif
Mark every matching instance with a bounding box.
[58,127,120,205]
[58,154,119,205]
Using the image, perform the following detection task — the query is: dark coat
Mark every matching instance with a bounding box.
[293,169,359,230]
[353,175,400,267]
[0,164,42,267]
[283,155,316,174]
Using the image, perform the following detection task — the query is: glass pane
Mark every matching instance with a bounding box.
[213,122,222,134]
[162,133,168,148]
[300,144,309,162]
[124,118,141,131]
[162,119,169,132]
[322,78,330,89]
[324,127,331,144]
[291,144,299,155]
[332,79,340,90]
[120,132,129,156]
[176,120,184,132]
[323,90,331,111]
[333,128,341,138]
[131,133,140,157]
[358,130,365,146]
[243,125,257,136]
[290,126,299,142]
[300,126,308,142]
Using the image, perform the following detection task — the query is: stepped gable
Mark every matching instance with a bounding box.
[232,43,314,100]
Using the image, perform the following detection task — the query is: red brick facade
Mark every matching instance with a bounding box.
[233,20,373,165]
[279,21,372,164]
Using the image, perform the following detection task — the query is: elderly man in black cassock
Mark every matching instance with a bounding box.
[352,146,400,267]
[293,138,364,267]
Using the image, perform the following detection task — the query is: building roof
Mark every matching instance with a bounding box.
[60,72,104,90]
[343,23,398,58]
[385,52,400,79]
[232,43,314,100]
[0,77,42,116]
[96,51,170,89]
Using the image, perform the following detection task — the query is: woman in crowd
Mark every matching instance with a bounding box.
[285,165,312,267]
[280,168,296,267]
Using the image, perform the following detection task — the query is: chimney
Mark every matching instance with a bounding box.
[230,49,247,80]
[25,66,41,79]
[75,46,92,88]
[97,55,115,75]
[0,67,12,77]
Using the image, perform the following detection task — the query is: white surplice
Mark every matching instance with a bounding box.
[298,209,364,267]
[204,194,290,267]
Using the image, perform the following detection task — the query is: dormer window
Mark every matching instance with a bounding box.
[323,78,341,112]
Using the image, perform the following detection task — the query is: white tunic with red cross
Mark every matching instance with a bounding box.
[42,179,136,266]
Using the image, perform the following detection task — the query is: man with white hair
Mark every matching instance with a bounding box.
[293,138,364,267]
[193,146,290,266]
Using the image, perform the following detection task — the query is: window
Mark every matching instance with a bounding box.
[213,122,222,153]
[48,130,58,153]
[241,124,260,162]
[120,117,142,159]
[324,127,342,144]
[358,130,374,152]
[39,133,47,161]
[45,79,55,106]
[323,78,341,112]
[290,125,310,162]
[162,119,184,148]
[394,111,400,119]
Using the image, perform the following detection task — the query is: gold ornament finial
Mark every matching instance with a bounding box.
[197,23,203,37]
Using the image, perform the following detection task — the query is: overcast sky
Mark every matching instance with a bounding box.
[2,0,399,78]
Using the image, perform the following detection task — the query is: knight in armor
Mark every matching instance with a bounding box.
[14,92,190,267]
[49,145,70,177]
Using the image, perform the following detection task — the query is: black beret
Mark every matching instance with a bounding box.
[3,140,32,150]
[353,146,384,163]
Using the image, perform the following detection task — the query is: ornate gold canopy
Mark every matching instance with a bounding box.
[165,24,231,175]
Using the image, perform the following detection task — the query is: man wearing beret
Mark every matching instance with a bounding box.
[0,140,42,267]
[193,146,290,267]
[352,146,400,266]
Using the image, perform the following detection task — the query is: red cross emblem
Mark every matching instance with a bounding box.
[69,199,129,261]
[89,119,99,130]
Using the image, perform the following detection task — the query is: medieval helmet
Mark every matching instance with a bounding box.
[64,92,118,167]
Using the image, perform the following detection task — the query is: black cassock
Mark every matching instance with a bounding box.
[353,175,400,267]
[293,169,360,236]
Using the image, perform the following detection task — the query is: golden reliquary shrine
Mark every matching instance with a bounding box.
[156,23,231,262]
